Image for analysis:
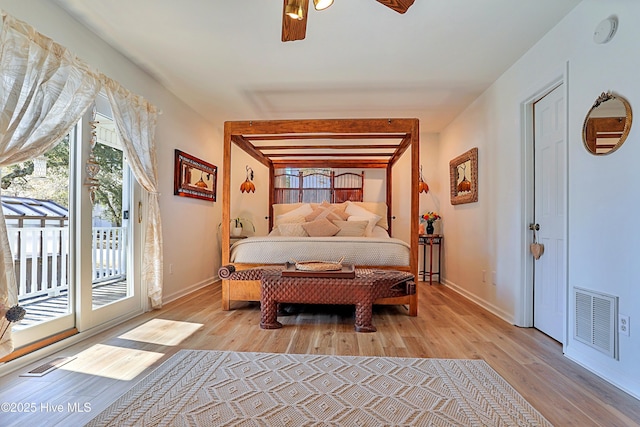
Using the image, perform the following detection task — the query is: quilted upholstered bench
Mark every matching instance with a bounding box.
[218,265,415,332]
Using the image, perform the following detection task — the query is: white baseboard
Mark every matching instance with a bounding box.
[161,276,219,305]
[441,279,640,400]
[564,346,640,401]
[441,278,515,325]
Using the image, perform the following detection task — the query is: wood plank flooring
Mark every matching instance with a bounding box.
[0,281,638,426]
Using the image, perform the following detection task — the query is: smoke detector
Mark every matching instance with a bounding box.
[593,16,618,44]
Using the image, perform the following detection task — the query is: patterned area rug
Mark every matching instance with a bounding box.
[87,350,552,426]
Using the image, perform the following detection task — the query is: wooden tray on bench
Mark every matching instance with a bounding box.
[282,262,356,279]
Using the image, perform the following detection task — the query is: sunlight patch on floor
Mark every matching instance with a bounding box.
[118,318,203,346]
[60,343,165,380]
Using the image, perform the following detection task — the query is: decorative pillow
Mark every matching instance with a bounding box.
[332,220,368,237]
[370,225,390,238]
[345,202,382,237]
[305,201,350,222]
[302,218,339,237]
[268,227,281,236]
[274,214,307,226]
[276,203,313,222]
[348,201,388,230]
[278,223,309,237]
[347,215,380,237]
[323,199,347,210]
[346,201,378,218]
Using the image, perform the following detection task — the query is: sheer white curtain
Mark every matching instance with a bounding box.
[104,79,163,309]
[0,13,101,356]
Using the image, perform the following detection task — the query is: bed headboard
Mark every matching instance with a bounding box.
[271,201,389,231]
[272,170,364,204]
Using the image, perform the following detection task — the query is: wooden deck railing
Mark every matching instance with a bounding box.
[7,226,127,301]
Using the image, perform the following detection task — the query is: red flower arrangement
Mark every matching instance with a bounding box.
[421,211,441,223]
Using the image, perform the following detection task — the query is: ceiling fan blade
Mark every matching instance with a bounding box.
[375,0,415,14]
[281,0,309,42]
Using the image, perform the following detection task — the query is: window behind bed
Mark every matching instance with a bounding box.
[273,169,364,204]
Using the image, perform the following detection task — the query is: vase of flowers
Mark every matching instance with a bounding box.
[421,211,441,235]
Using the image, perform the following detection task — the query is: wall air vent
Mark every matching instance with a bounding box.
[574,287,617,359]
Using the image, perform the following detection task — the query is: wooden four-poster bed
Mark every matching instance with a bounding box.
[221,118,420,316]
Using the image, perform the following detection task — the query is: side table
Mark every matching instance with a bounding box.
[229,235,248,246]
[419,234,442,285]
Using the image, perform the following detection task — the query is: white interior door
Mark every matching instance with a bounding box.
[533,84,566,343]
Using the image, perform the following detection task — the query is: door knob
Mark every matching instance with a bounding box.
[528,223,540,231]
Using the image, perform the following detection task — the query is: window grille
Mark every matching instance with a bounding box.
[273,169,364,204]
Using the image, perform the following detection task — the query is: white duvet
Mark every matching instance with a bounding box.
[230,235,411,266]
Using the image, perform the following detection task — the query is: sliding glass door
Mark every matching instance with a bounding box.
[4,130,75,347]
[5,95,144,349]
[77,97,143,330]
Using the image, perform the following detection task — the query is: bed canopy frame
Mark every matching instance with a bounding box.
[222,118,420,315]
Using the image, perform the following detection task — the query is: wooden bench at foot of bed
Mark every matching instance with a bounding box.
[220,263,418,316]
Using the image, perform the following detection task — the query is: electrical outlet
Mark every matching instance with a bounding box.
[492,271,497,285]
[169,263,173,275]
[482,270,486,283]
[619,314,630,336]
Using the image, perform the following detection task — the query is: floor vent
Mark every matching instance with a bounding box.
[574,287,617,359]
[20,356,76,377]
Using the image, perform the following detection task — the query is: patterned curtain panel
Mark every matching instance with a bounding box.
[0,12,101,356]
[104,79,164,309]
[0,11,163,357]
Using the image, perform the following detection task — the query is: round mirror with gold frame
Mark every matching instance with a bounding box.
[582,92,632,155]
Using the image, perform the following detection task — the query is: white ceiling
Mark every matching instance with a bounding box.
[53,0,581,133]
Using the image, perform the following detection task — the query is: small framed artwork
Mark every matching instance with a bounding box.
[449,147,478,205]
[174,149,217,201]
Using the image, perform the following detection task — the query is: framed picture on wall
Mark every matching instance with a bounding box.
[174,149,217,201]
[449,147,478,205]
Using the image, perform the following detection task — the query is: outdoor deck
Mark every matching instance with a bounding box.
[16,280,128,329]
[3,197,131,333]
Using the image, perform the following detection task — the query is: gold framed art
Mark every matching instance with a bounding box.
[449,147,478,205]
[582,91,633,155]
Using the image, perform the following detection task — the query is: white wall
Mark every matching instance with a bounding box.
[230,147,269,236]
[0,0,223,304]
[438,0,640,398]
[419,133,442,232]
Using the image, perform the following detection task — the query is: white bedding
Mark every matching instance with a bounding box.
[230,235,410,266]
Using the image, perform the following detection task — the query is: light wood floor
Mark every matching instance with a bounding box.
[0,281,639,426]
